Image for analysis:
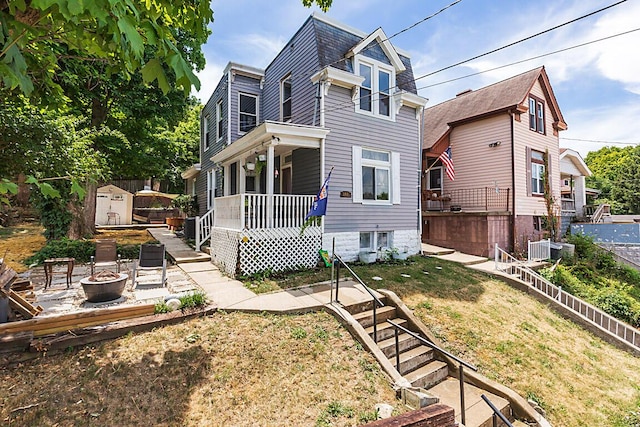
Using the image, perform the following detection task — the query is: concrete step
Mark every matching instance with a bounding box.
[404,360,449,389]
[352,305,396,328]
[387,345,435,375]
[429,377,512,427]
[344,296,387,316]
[378,332,422,358]
[365,317,407,342]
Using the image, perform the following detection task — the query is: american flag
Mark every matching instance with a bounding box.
[439,146,455,181]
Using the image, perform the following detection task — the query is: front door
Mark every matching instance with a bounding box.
[282,166,292,194]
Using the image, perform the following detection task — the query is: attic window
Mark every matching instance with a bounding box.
[529,96,545,134]
[355,56,395,119]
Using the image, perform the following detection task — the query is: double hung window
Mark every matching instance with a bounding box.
[531,150,545,195]
[356,58,394,118]
[203,115,210,149]
[239,93,258,133]
[216,100,224,141]
[362,149,390,201]
[529,96,545,134]
[281,75,292,122]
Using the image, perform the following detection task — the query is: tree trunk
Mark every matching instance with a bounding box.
[67,181,96,239]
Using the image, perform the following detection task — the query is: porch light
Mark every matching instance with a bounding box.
[246,162,256,171]
[258,154,267,162]
[274,169,279,178]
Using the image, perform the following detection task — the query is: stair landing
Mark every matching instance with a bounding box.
[429,378,510,427]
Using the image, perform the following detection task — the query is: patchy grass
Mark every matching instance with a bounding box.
[0,223,46,272]
[0,225,152,272]
[0,311,399,426]
[271,256,640,427]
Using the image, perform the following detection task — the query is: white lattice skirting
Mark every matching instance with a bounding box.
[210,227,322,276]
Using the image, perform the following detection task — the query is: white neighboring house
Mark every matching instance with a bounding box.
[559,148,592,229]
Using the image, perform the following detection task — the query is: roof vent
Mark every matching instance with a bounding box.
[456,89,472,97]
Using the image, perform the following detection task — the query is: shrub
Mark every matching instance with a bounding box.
[25,238,95,265]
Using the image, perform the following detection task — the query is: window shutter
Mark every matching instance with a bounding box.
[526,146,532,196]
[353,146,363,203]
[546,150,551,192]
[392,152,401,204]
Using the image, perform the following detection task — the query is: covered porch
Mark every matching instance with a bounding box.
[206,121,330,276]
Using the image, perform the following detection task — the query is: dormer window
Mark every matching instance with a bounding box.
[355,57,394,119]
[239,93,258,133]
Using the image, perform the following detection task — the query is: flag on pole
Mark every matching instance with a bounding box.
[439,146,455,181]
[305,168,333,220]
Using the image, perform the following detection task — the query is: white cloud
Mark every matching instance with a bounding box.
[192,62,224,103]
[561,102,640,156]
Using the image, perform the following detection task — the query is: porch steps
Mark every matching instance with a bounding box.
[347,302,515,427]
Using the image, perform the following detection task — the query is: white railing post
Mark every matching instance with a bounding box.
[494,243,499,270]
[195,215,201,251]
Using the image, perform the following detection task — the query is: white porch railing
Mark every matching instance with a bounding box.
[213,194,316,230]
[528,238,550,262]
[495,243,640,354]
[591,203,611,223]
[195,209,214,251]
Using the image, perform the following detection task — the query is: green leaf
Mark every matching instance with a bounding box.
[117,15,144,57]
[39,182,61,198]
[67,0,85,16]
[0,179,18,195]
[141,58,169,93]
[25,176,39,184]
[70,179,86,199]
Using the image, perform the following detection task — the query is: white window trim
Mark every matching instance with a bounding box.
[216,100,223,142]
[203,115,210,150]
[238,93,258,135]
[206,169,215,210]
[359,231,393,251]
[532,163,545,195]
[354,55,396,121]
[352,146,400,205]
[280,74,292,122]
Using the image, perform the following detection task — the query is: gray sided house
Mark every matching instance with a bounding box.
[190,14,427,276]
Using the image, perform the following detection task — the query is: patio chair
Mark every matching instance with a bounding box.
[90,239,121,276]
[131,243,167,288]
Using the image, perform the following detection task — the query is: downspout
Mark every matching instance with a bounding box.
[227,70,232,146]
[418,106,425,247]
[319,79,326,243]
[510,111,516,253]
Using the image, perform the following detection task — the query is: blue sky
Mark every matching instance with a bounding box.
[194,0,640,158]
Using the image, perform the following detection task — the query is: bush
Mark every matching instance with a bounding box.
[25,238,95,265]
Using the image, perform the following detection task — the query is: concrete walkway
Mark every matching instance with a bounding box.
[147,227,210,263]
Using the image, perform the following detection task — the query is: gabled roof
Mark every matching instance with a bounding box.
[347,28,406,73]
[560,148,592,176]
[423,67,567,149]
[310,15,417,93]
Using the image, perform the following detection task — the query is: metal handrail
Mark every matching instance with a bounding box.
[386,319,477,425]
[481,394,514,427]
[332,253,384,342]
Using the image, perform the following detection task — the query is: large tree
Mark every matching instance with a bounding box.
[585,146,634,214]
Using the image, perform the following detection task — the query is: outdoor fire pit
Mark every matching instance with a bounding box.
[80,271,129,303]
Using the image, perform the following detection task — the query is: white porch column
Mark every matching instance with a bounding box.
[267,145,275,228]
[575,175,587,217]
[239,158,246,193]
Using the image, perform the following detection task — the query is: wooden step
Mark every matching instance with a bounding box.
[387,345,435,375]
[352,305,396,328]
[365,317,407,342]
[405,360,449,389]
[428,377,512,427]
[377,332,422,358]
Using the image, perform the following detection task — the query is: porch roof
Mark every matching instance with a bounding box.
[210,121,330,165]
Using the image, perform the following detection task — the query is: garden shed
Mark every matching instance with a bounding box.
[96,184,133,225]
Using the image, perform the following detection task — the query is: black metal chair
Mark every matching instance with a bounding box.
[131,243,167,288]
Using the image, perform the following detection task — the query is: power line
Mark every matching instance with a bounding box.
[561,137,639,146]
[417,27,640,91]
[412,0,627,82]
[319,0,629,116]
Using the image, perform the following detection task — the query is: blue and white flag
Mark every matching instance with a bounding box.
[305,168,333,220]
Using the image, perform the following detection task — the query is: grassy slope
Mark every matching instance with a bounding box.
[0,312,398,427]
